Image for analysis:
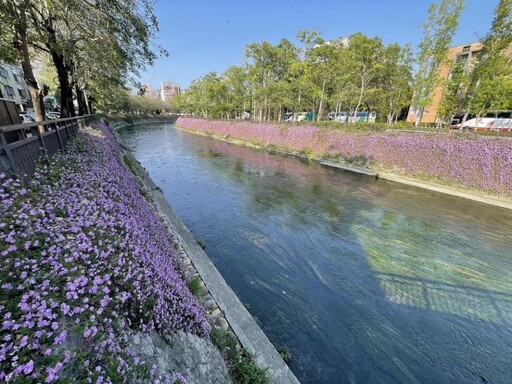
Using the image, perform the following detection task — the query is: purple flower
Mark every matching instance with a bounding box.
[19,335,29,347]
[54,330,67,345]
[0,122,209,383]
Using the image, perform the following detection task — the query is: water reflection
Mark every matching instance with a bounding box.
[355,207,512,326]
[120,124,512,384]
[378,273,511,325]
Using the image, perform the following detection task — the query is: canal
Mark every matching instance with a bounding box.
[119,123,512,384]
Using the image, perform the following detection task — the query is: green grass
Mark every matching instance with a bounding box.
[277,346,292,364]
[197,239,206,249]
[210,329,270,384]
[123,154,138,176]
[186,276,202,297]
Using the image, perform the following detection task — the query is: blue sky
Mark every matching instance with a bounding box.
[141,0,495,89]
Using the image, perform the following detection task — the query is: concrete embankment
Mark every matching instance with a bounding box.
[113,120,300,384]
[175,117,512,210]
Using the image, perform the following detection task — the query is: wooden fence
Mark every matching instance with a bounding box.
[0,115,93,179]
[0,98,22,126]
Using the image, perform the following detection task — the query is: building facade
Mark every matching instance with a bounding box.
[0,62,31,112]
[160,82,181,102]
[407,42,485,124]
[142,83,160,100]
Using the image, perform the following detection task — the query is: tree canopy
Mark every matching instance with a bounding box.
[173,31,413,123]
[0,0,163,118]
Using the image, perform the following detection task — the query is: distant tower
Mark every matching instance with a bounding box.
[160,82,181,102]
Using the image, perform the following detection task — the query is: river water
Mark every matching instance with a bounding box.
[119,123,512,384]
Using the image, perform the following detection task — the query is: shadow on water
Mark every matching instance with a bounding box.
[119,124,512,384]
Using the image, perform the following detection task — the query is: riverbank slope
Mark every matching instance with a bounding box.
[176,117,512,208]
[0,122,232,383]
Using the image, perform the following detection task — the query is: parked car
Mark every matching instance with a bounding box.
[285,112,307,122]
[46,112,61,120]
[19,114,35,124]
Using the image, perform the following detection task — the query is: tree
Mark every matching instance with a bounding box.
[296,29,321,62]
[306,41,340,120]
[466,0,512,119]
[1,0,163,118]
[0,0,47,121]
[27,0,162,117]
[438,58,470,123]
[412,0,465,126]
[222,66,250,119]
[345,33,386,118]
[174,30,415,126]
[374,44,413,124]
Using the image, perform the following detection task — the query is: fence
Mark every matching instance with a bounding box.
[0,115,93,179]
[0,98,22,126]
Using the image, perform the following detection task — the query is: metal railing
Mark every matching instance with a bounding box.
[0,115,93,179]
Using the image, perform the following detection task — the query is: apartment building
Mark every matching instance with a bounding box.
[0,62,31,112]
[160,82,181,102]
[407,42,486,124]
[408,41,512,124]
[407,42,485,124]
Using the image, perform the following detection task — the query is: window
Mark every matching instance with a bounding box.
[0,67,8,78]
[456,54,468,63]
[18,89,27,98]
[4,85,15,97]
[462,45,471,52]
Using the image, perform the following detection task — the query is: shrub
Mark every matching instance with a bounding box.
[210,329,270,384]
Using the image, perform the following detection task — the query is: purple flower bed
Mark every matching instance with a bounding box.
[177,118,512,195]
[0,122,209,383]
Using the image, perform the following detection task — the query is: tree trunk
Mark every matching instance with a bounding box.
[354,76,365,119]
[43,16,75,118]
[16,29,45,122]
[83,89,91,114]
[317,79,326,121]
[415,107,425,127]
[365,102,371,122]
[295,89,302,121]
[75,84,87,116]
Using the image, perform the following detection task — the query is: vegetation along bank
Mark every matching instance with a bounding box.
[0,122,241,383]
[176,118,512,198]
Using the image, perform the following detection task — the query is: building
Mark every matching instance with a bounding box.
[407,42,485,124]
[406,41,512,124]
[0,62,31,112]
[160,82,181,102]
[142,83,160,99]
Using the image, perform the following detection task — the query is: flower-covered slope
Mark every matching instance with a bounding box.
[177,118,512,195]
[0,123,209,383]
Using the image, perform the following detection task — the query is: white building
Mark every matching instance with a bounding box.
[0,62,31,112]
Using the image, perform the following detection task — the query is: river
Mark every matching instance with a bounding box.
[119,123,512,384]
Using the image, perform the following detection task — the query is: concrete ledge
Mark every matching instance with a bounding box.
[319,160,377,176]
[377,172,512,210]
[116,132,300,384]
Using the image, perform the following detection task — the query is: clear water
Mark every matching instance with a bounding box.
[119,123,512,384]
